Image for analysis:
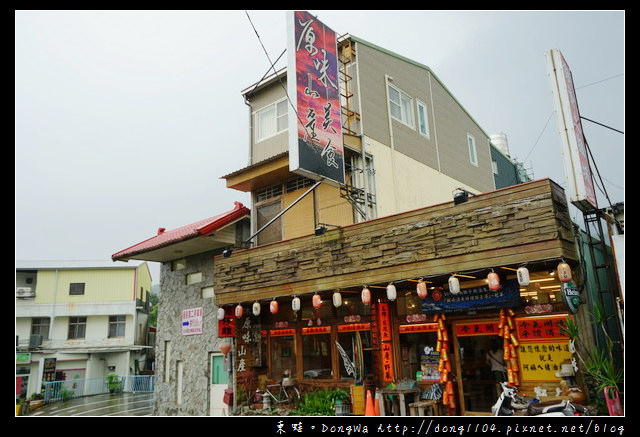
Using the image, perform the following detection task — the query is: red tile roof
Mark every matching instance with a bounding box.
[111,202,250,261]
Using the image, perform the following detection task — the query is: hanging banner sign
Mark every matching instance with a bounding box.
[378,302,392,341]
[421,279,521,314]
[287,10,345,186]
[381,342,395,382]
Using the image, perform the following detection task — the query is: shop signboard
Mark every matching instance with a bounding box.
[421,279,520,314]
[516,314,572,382]
[287,10,345,186]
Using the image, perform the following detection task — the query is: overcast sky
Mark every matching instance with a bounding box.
[15,10,624,283]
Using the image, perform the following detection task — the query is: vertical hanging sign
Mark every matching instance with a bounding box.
[378,302,395,382]
[287,10,345,186]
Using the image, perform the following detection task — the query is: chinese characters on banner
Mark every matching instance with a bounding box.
[378,302,395,382]
[235,316,262,374]
[516,315,572,381]
[287,10,345,185]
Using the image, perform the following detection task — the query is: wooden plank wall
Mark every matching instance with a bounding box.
[214,179,577,305]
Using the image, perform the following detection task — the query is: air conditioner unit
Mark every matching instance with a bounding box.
[16,287,35,298]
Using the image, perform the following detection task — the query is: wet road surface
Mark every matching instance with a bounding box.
[27,392,153,416]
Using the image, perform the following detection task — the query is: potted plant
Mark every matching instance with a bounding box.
[330,388,351,416]
[560,307,623,415]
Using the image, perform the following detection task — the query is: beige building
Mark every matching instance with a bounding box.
[15,261,152,400]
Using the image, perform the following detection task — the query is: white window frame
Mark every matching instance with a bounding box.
[467,133,478,166]
[388,83,414,128]
[416,100,430,138]
[255,98,288,142]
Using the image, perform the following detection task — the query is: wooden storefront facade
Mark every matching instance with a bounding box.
[214,179,583,415]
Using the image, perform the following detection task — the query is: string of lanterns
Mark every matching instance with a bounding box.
[220,260,572,319]
[499,308,520,386]
[434,313,455,411]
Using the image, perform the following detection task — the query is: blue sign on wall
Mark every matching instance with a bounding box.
[421,279,521,314]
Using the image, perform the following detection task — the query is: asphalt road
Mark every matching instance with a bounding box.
[26,392,153,416]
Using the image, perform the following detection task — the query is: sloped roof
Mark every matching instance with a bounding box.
[111,202,250,263]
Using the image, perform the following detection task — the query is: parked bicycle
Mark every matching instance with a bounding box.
[263,371,300,408]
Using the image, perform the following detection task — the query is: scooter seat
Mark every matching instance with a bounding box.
[526,400,567,416]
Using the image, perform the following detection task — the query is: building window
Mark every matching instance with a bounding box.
[164,341,171,383]
[108,315,126,338]
[416,100,430,138]
[255,99,288,142]
[68,317,87,339]
[302,332,333,379]
[69,282,85,295]
[467,134,478,166]
[31,317,50,340]
[186,272,202,285]
[172,259,186,271]
[492,159,499,175]
[201,286,214,299]
[388,84,414,127]
[256,183,283,203]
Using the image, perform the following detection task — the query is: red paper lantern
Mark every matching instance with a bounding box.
[220,341,232,356]
[270,299,279,314]
[416,279,428,298]
[487,271,501,291]
[312,293,322,309]
[361,286,371,305]
[234,304,244,319]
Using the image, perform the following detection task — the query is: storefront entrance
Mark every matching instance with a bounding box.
[456,333,503,413]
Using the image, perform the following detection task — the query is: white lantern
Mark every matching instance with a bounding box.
[216,307,226,321]
[517,266,530,286]
[252,301,261,316]
[386,283,397,301]
[235,304,244,319]
[333,291,343,307]
[448,275,461,294]
[557,262,572,283]
[292,296,301,312]
[361,287,371,305]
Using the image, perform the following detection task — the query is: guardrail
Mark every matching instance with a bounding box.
[43,375,155,404]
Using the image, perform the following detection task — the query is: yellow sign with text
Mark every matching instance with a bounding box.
[518,340,572,382]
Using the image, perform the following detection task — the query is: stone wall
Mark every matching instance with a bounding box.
[153,251,227,416]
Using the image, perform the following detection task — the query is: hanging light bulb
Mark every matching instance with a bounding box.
[216,307,226,321]
[235,304,244,319]
[386,283,397,301]
[312,293,322,309]
[252,302,261,316]
[416,279,428,298]
[487,271,501,291]
[292,296,301,312]
[448,275,461,294]
[332,291,343,307]
[517,266,530,286]
[557,261,572,283]
[270,298,279,314]
[361,286,371,305]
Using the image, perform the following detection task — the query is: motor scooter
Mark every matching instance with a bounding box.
[492,382,589,416]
